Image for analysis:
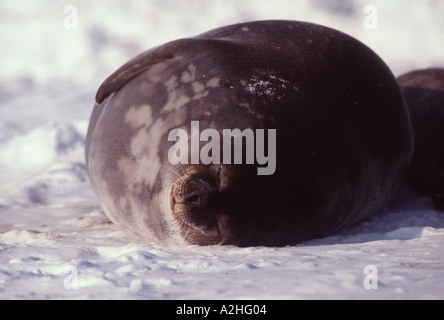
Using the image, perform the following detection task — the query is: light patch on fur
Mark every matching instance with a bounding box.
[130,127,150,157]
[181,63,197,83]
[124,104,153,129]
[192,81,205,93]
[163,75,191,112]
[192,86,209,100]
[192,77,221,100]
[206,77,220,88]
[147,60,174,83]
[126,105,188,191]
[126,128,160,188]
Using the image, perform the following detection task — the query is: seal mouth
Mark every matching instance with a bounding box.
[183,216,222,238]
[174,210,223,244]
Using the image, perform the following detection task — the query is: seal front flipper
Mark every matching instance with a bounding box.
[95,38,241,104]
[95,39,193,104]
[432,168,444,210]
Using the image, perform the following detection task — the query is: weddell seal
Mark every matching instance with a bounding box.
[397,68,444,209]
[85,20,413,246]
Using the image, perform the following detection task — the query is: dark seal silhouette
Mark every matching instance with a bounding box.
[86,20,413,246]
[397,68,444,209]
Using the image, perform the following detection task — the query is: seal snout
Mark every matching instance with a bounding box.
[171,175,221,238]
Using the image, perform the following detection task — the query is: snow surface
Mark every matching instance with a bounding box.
[1,0,444,300]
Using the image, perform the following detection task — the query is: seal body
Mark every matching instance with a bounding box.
[86,20,413,246]
[397,68,444,209]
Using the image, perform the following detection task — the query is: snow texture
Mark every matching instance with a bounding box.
[1,0,444,300]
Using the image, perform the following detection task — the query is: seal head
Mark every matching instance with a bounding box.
[398,68,444,209]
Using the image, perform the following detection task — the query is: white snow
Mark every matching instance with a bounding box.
[1,0,444,300]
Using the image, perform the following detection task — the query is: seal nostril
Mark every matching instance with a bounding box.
[186,194,199,203]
